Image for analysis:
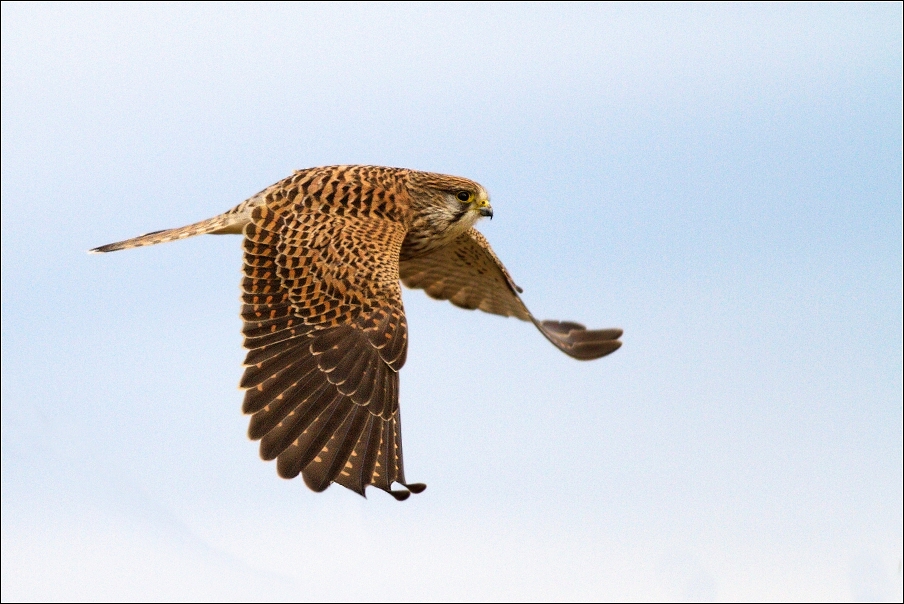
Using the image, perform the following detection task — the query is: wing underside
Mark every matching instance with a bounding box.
[399,228,622,360]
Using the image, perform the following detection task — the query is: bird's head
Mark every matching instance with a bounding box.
[407,171,493,239]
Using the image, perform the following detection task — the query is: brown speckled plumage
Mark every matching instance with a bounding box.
[92,165,622,500]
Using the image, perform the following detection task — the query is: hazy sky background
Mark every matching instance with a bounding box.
[2,3,901,601]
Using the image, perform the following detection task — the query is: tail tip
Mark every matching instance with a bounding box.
[89,243,119,254]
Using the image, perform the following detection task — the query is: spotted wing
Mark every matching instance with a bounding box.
[240,172,425,500]
[399,228,622,360]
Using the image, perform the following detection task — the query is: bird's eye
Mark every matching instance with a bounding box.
[457,191,471,202]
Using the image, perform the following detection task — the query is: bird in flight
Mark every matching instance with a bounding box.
[92,165,622,500]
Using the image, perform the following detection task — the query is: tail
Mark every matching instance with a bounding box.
[89,213,247,254]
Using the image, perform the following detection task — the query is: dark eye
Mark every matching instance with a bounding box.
[457,191,471,202]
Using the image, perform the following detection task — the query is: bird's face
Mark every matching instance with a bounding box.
[452,187,494,219]
[432,183,493,240]
[407,171,493,241]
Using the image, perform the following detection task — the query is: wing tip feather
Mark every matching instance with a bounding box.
[536,319,623,360]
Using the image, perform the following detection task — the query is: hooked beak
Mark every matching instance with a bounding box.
[478,205,493,219]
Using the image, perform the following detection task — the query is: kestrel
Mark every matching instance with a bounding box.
[92,165,622,500]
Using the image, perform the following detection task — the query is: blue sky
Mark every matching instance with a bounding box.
[2,3,901,601]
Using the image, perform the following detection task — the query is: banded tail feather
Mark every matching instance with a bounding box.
[89,215,240,253]
[89,203,256,253]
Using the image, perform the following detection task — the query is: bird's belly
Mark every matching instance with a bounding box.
[399,213,478,261]
[399,232,439,261]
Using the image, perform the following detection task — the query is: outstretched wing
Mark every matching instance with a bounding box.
[240,169,425,500]
[399,228,622,360]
